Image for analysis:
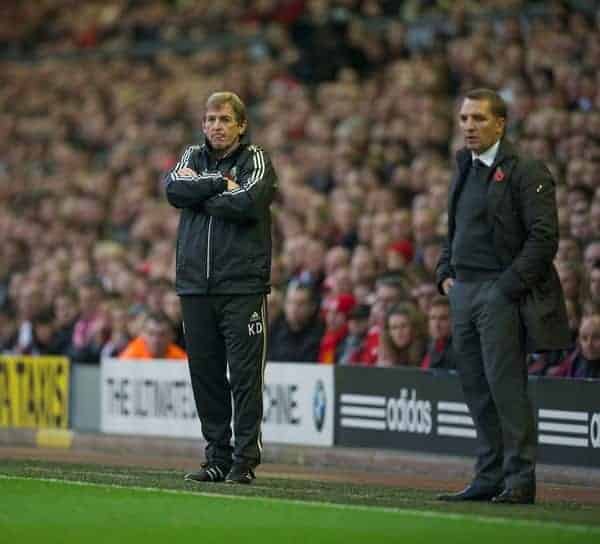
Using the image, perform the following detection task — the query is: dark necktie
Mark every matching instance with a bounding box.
[472,158,486,171]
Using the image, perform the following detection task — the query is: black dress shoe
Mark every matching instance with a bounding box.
[491,486,535,505]
[437,484,502,502]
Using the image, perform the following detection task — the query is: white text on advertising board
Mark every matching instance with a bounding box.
[104,378,197,419]
[263,383,299,425]
[340,389,432,434]
[386,389,432,434]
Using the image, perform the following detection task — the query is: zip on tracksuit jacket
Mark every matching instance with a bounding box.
[165,134,277,295]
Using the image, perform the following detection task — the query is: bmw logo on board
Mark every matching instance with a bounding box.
[313,380,327,432]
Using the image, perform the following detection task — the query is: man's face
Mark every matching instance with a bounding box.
[423,243,442,273]
[348,316,369,336]
[351,251,376,285]
[143,319,171,358]
[54,296,77,326]
[412,210,435,243]
[570,212,590,240]
[412,282,437,314]
[459,98,505,153]
[428,304,450,340]
[78,286,100,311]
[375,284,401,313]
[203,103,246,153]
[34,322,54,344]
[590,268,600,300]
[579,316,600,361]
[284,288,314,331]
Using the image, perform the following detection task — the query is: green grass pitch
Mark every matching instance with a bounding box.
[1,459,599,543]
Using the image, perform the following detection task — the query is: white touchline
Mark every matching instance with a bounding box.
[1,474,599,535]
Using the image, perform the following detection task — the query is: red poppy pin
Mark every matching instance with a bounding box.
[493,167,505,182]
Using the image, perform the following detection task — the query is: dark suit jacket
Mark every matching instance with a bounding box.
[436,139,570,353]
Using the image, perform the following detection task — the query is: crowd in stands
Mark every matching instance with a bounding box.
[1,0,599,378]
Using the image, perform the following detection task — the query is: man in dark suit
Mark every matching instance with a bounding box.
[436,89,570,504]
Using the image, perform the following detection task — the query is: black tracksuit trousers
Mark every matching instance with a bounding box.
[180,294,267,469]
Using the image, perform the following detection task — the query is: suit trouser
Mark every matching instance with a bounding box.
[448,279,536,489]
[180,294,268,468]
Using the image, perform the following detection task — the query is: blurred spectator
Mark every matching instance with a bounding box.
[145,278,172,314]
[100,300,132,359]
[0,305,17,353]
[323,265,353,301]
[527,348,569,377]
[336,303,372,365]
[50,291,79,355]
[267,287,284,326]
[350,245,378,297]
[420,236,445,280]
[386,240,414,273]
[421,295,455,371]
[555,237,581,266]
[291,238,327,288]
[550,314,600,379]
[588,264,600,307]
[378,302,426,367]
[67,277,107,364]
[411,279,438,315]
[29,308,59,355]
[318,293,355,363]
[10,283,44,354]
[361,273,410,365]
[118,311,186,360]
[556,261,584,301]
[565,296,583,345]
[268,281,325,362]
[162,290,185,349]
[1,0,599,377]
[324,246,351,278]
[583,240,600,273]
[412,208,438,259]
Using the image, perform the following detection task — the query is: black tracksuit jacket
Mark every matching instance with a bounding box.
[165,135,277,295]
[165,135,276,468]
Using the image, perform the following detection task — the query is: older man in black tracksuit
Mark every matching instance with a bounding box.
[165,92,276,484]
[436,89,569,504]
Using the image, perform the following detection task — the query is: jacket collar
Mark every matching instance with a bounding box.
[475,140,499,165]
[203,130,250,158]
[456,137,517,171]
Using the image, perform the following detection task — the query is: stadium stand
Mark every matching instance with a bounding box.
[1,0,599,377]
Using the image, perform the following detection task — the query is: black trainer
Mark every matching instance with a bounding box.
[225,464,256,484]
[184,462,230,483]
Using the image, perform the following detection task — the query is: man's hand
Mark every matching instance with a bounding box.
[442,278,455,295]
[177,167,197,177]
[225,177,240,191]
